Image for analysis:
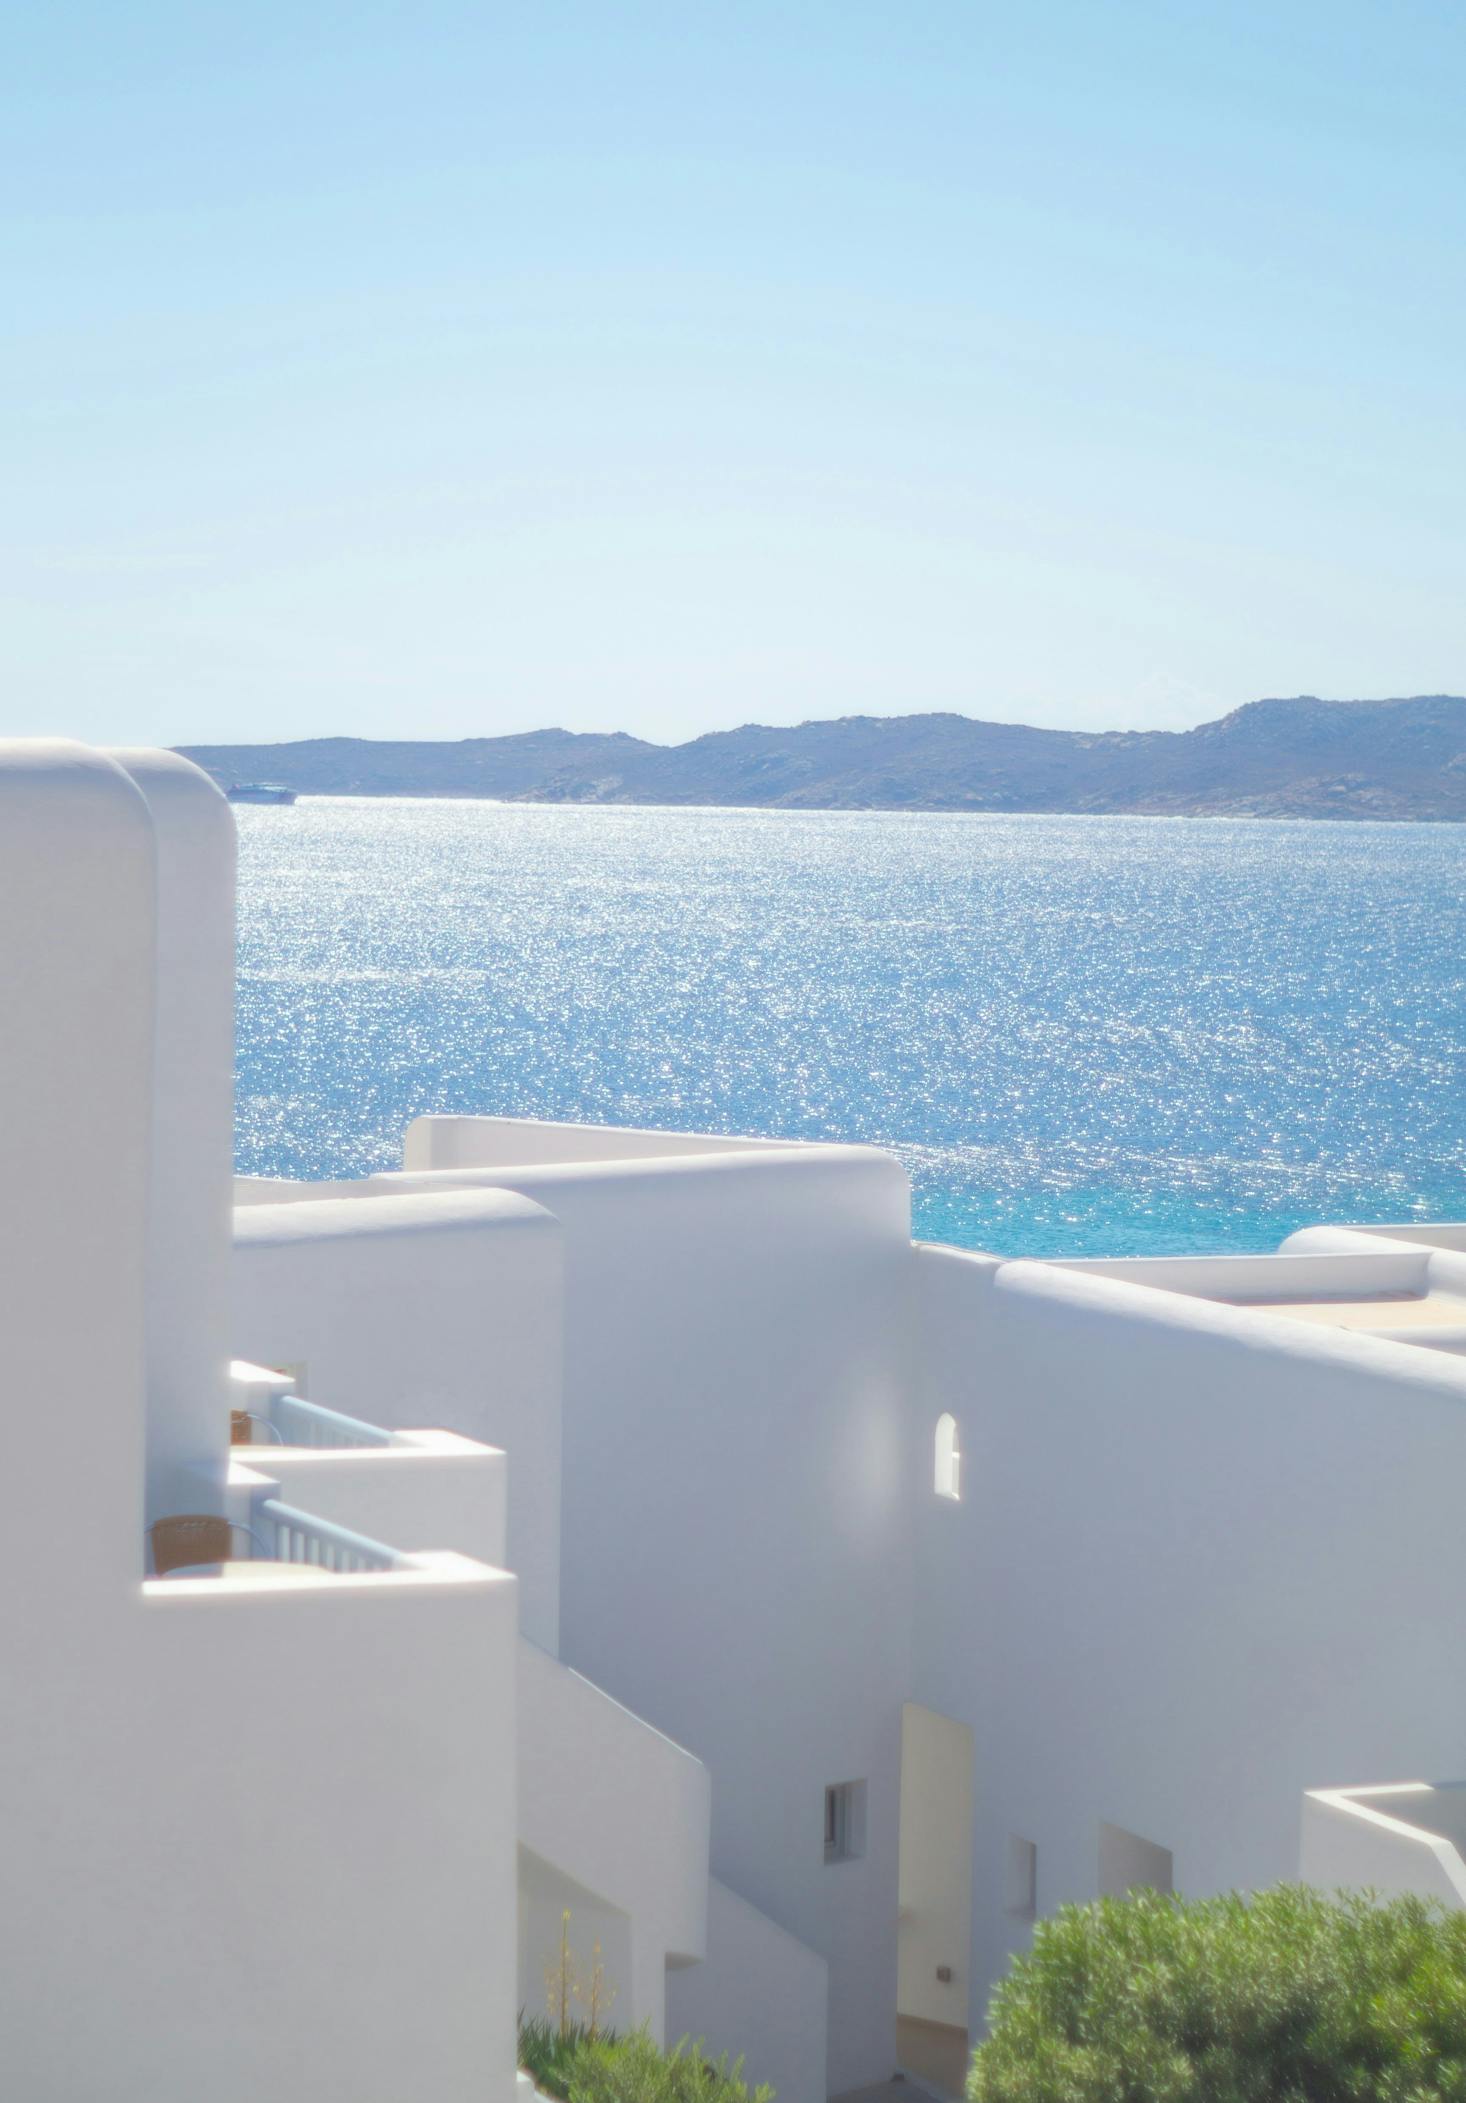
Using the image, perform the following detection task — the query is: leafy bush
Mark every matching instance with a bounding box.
[519,2021,772,2103]
[520,2015,603,2100]
[969,1885,1466,2103]
[565,2031,772,2103]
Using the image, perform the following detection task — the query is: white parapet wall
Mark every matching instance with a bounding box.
[129,1556,520,2103]
[9,1546,520,2102]
[375,1138,915,2098]
[230,1429,510,1569]
[1283,1224,1466,1255]
[1301,1784,1466,1907]
[256,1133,913,2095]
[0,744,528,2102]
[226,1358,510,1567]
[1058,1241,1466,1356]
[1053,1248,1433,1299]
[405,1113,800,1172]
[666,1877,830,2103]
[517,1636,711,2041]
[911,1239,1466,2022]
[232,1187,564,1650]
[109,749,237,1525]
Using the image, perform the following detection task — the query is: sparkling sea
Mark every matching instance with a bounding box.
[234,798,1466,1259]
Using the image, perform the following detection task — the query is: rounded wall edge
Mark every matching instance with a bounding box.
[914,1239,1004,1272]
[993,1251,1466,1400]
[0,737,155,848]
[233,1185,564,1249]
[106,747,237,863]
[380,1139,914,1206]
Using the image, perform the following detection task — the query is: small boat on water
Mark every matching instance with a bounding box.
[226,782,297,805]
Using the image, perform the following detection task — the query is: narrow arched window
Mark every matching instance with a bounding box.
[935,1413,961,1501]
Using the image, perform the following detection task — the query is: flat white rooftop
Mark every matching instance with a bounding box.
[1213,1289,1466,1333]
[1053,1247,1466,1356]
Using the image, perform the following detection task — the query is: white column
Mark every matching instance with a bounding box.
[109,750,236,1522]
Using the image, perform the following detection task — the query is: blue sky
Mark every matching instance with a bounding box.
[6,1,1466,747]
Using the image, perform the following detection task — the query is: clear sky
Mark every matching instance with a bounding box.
[6,0,1466,749]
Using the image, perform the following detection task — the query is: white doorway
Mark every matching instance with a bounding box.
[897,1703,974,2098]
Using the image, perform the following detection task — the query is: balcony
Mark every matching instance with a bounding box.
[255,1498,408,1572]
[149,1487,415,1581]
[230,1362,395,1450]
[224,1358,508,1574]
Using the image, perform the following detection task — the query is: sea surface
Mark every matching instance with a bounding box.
[235,798,1466,1258]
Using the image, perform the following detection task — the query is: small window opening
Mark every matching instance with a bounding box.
[824,1780,867,1864]
[935,1413,961,1500]
[1006,1836,1037,1918]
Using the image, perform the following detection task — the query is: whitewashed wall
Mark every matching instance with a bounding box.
[666,1877,830,2103]
[377,1140,916,2098]
[520,1853,635,2043]
[6,1554,519,2103]
[239,1430,510,1569]
[897,1702,974,2030]
[518,1636,711,2038]
[1280,1226,1466,1319]
[1284,1223,1466,1253]
[0,742,154,1595]
[1056,1249,1432,1294]
[912,1243,1466,2025]
[406,1113,798,1170]
[110,749,237,1523]
[235,1173,365,1204]
[0,744,520,2103]
[128,1561,518,2103]
[232,1188,564,1650]
[1301,1785,1466,1906]
[1067,1241,1466,1356]
[225,1115,1466,2095]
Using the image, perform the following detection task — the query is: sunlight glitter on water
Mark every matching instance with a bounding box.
[234,799,1466,1258]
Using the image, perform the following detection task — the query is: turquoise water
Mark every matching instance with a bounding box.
[234,798,1466,1258]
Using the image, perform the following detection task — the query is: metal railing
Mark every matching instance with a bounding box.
[271,1394,393,1450]
[256,1498,408,1574]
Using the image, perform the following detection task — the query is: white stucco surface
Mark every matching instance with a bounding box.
[386,1143,915,2098]
[232,1187,563,1649]
[23,739,1466,2102]
[1301,1784,1466,1907]
[236,1429,510,1568]
[897,1704,974,2030]
[0,744,154,1597]
[247,1114,1466,2094]
[0,742,521,2103]
[1065,1242,1466,1355]
[1285,1223,1466,1254]
[406,1112,799,1170]
[238,1139,915,2092]
[109,748,237,1522]
[914,1241,1466,2013]
[518,1636,711,2036]
[125,1561,519,2101]
[667,1877,830,2103]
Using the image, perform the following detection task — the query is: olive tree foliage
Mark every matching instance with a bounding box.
[969,1885,1466,2103]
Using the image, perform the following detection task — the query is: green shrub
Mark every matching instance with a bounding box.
[519,2014,603,2100]
[518,2018,770,2103]
[970,1885,1466,2103]
[548,2027,772,2103]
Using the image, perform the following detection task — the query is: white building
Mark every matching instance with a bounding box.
[6,737,1466,2102]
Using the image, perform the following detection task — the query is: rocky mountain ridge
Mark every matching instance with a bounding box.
[181,694,1466,819]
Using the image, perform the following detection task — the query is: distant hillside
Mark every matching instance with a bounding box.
[180,695,1466,820]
